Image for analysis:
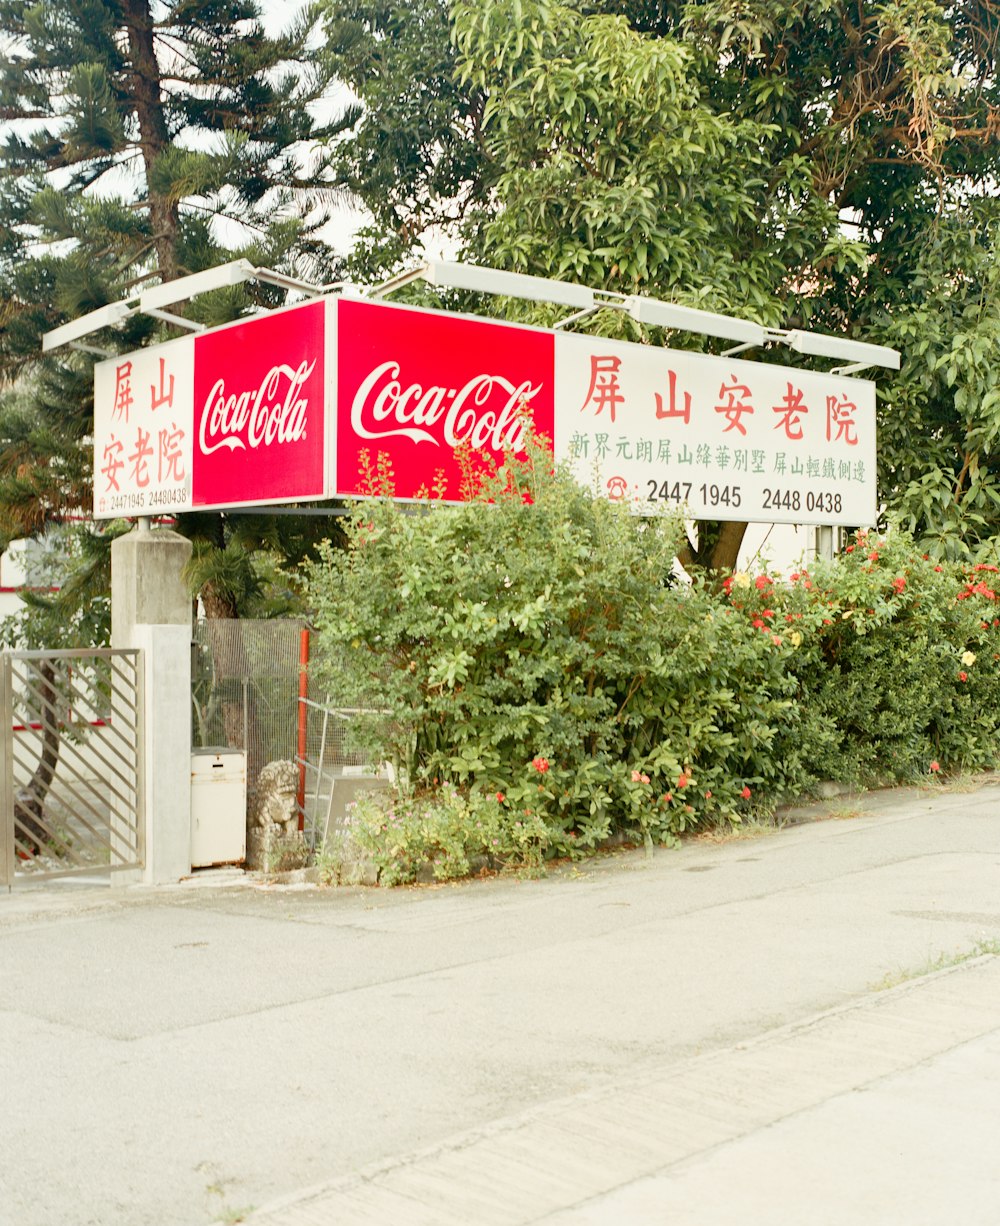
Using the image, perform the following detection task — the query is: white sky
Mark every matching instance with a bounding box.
[257,0,370,257]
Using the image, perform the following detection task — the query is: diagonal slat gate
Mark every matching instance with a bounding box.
[1,648,143,886]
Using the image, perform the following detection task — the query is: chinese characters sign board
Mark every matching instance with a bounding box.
[94,295,876,526]
[556,333,873,524]
[94,300,326,518]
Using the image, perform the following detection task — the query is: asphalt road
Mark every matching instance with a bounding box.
[2,778,999,1226]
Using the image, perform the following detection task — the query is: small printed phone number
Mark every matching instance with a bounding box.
[645,480,844,515]
[107,486,189,513]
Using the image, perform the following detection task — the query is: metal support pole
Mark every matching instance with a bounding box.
[296,629,309,831]
[1,655,13,889]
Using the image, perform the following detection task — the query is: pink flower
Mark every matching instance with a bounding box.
[631,769,642,782]
[531,756,550,773]
[704,790,713,799]
[662,792,673,803]
[740,786,752,800]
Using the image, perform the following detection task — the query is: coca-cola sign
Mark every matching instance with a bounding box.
[192,300,325,507]
[335,298,555,499]
[93,279,875,527]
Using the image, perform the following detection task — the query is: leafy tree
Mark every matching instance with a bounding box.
[0,0,349,614]
[319,0,490,280]
[321,0,1000,566]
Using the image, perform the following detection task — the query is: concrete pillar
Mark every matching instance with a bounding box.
[111,525,193,885]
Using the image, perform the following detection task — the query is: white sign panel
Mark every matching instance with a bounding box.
[554,333,876,525]
[93,294,879,527]
[93,333,195,518]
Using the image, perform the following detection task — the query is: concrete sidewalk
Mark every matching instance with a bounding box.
[1,779,999,1225]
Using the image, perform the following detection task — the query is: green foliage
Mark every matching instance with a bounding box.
[319,0,489,279]
[722,531,1000,781]
[0,0,349,617]
[453,0,792,317]
[308,438,686,856]
[0,522,122,649]
[332,784,549,885]
[325,0,1000,565]
[308,444,1000,885]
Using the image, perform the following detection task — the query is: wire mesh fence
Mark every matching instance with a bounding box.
[192,618,305,786]
[191,620,392,844]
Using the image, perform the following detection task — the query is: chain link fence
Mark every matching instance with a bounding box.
[191,619,391,845]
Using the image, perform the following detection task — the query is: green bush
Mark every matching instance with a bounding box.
[721,531,1000,783]
[308,439,686,857]
[307,442,1000,885]
[331,785,549,886]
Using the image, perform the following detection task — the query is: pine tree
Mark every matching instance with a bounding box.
[0,0,349,609]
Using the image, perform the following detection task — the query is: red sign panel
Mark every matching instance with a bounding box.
[335,298,555,500]
[192,300,326,507]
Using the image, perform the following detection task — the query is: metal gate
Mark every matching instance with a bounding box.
[1,648,142,887]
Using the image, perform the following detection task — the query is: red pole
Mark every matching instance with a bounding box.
[297,627,309,831]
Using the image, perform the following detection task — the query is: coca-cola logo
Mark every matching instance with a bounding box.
[350,360,541,451]
[199,359,315,456]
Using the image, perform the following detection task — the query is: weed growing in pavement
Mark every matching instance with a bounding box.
[874,938,1000,992]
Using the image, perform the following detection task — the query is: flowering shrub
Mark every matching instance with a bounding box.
[307,439,1000,885]
[720,530,1000,781]
[337,785,549,885]
[308,434,687,859]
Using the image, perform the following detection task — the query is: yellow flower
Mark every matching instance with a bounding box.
[789,631,802,648]
[732,572,751,589]
[962,650,977,667]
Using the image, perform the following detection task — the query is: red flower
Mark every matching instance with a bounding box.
[959,671,968,682]
[740,786,752,800]
[704,790,713,799]
[662,792,673,803]
[532,756,550,773]
[677,772,690,789]
[929,761,940,773]
[892,577,906,593]
[495,792,506,803]
[845,545,855,553]
[755,575,773,590]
